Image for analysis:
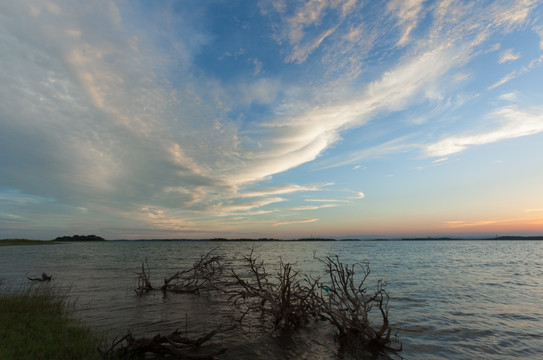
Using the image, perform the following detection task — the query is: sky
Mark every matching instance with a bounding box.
[1,0,543,240]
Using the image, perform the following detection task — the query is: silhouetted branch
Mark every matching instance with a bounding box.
[161,249,224,294]
[28,272,52,282]
[135,258,152,295]
[317,255,400,350]
[226,249,321,331]
[100,326,232,359]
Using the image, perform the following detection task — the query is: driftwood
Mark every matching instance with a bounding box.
[27,272,52,282]
[100,326,233,359]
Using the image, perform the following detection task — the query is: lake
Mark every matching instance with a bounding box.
[1,240,542,359]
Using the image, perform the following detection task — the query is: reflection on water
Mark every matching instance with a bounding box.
[1,240,543,359]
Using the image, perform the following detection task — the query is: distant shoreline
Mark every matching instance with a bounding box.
[0,239,56,246]
[2,236,543,246]
[400,236,543,241]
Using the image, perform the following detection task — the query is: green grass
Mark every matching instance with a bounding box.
[0,285,105,360]
[0,239,54,247]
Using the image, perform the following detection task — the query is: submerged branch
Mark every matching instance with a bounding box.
[27,272,52,282]
[100,326,232,360]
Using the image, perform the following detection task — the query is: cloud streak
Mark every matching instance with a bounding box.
[273,218,319,226]
[426,106,543,157]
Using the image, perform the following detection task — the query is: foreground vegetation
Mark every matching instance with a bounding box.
[0,285,104,360]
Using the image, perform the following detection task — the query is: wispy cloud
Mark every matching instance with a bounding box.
[320,136,418,169]
[426,106,543,157]
[446,212,543,228]
[352,192,366,199]
[305,199,350,203]
[432,157,449,164]
[499,48,521,63]
[264,0,358,64]
[387,0,424,46]
[273,218,319,226]
[536,25,543,49]
[240,184,326,198]
[290,204,337,211]
[489,54,543,89]
[499,92,518,101]
[212,197,286,216]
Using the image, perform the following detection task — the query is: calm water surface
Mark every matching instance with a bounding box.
[1,240,542,359]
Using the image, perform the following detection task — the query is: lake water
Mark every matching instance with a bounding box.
[1,240,542,359]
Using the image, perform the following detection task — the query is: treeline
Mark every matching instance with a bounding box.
[53,235,105,242]
[208,237,340,242]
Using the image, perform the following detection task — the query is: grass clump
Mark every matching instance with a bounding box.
[0,285,104,360]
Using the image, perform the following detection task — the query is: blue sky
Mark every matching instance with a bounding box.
[1,0,543,239]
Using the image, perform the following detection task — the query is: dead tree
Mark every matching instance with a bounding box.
[317,255,401,350]
[130,250,400,353]
[226,249,321,331]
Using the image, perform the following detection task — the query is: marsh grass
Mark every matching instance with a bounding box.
[0,284,105,360]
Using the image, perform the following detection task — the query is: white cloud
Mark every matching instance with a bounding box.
[489,73,517,90]
[426,106,543,157]
[432,157,449,164]
[354,192,365,199]
[499,92,518,101]
[287,25,339,63]
[387,0,424,46]
[213,197,286,216]
[493,0,537,27]
[273,218,319,226]
[498,48,521,63]
[290,204,337,210]
[240,184,330,198]
[269,0,357,63]
[536,25,543,49]
[489,54,543,89]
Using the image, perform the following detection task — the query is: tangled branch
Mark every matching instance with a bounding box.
[100,326,232,359]
[317,255,400,350]
[161,250,224,294]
